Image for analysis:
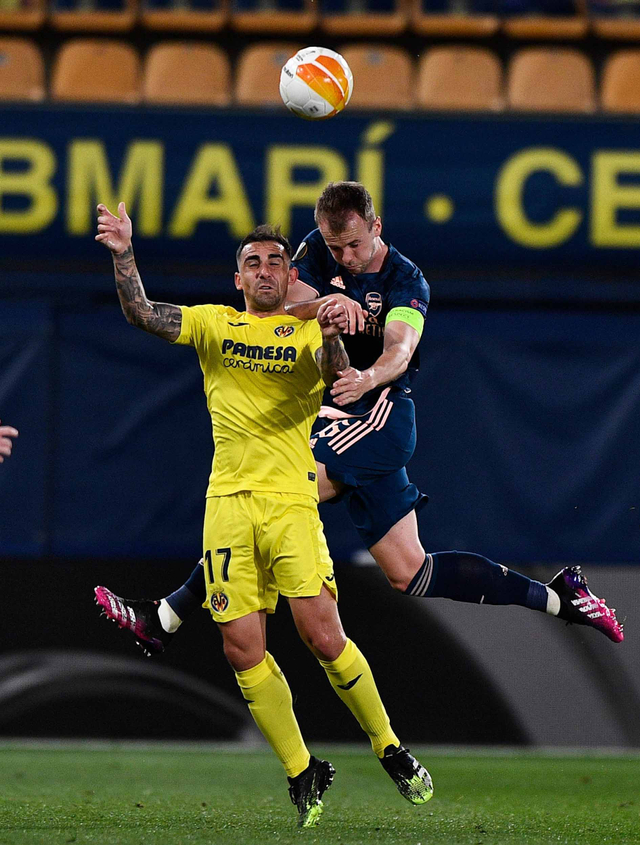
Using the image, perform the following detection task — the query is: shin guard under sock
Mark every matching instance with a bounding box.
[235,652,310,777]
[319,639,399,757]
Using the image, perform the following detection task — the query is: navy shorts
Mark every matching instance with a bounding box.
[311,389,428,548]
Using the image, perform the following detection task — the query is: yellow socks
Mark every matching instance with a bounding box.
[235,652,310,777]
[319,638,399,757]
[235,642,398,773]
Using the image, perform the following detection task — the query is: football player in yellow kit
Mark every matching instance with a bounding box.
[95,202,433,828]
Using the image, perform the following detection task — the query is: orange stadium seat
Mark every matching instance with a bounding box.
[0,0,45,30]
[143,42,231,105]
[411,0,499,37]
[0,37,44,100]
[235,42,299,106]
[50,0,136,31]
[340,44,414,109]
[501,0,587,39]
[593,19,640,39]
[589,0,640,39]
[51,38,140,103]
[507,47,595,112]
[416,46,503,111]
[141,0,227,32]
[230,0,315,33]
[601,50,640,112]
[321,0,407,37]
[502,15,587,39]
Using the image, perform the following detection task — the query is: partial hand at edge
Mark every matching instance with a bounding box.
[95,201,132,255]
[0,421,18,463]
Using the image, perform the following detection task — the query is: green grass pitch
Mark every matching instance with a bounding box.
[1,744,639,845]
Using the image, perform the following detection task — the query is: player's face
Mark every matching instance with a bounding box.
[318,212,383,275]
[235,241,296,313]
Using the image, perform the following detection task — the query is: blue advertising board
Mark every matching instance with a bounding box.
[1,107,640,297]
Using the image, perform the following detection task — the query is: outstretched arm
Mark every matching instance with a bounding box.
[329,320,420,407]
[95,202,182,342]
[315,299,350,387]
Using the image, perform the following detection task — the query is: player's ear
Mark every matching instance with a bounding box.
[234,271,243,291]
[288,265,299,286]
[373,216,382,237]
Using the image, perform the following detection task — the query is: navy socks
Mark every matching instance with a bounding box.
[405,551,548,612]
[165,560,207,619]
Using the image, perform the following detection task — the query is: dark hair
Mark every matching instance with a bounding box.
[314,181,376,231]
[236,224,293,266]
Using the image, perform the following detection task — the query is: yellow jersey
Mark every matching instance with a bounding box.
[173,304,325,500]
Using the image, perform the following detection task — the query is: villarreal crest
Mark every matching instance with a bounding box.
[211,591,230,613]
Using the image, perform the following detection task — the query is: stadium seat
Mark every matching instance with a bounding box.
[507,47,595,112]
[601,50,640,112]
[339,44,414,109]
[499,0,587,39]
[141,0,226,32]
[411,0,499,37]
[590,0,640,40]
[51,39,140,103]
[230,0,315,33]
[0,0,45,30]
[235,42,298,106]
[593,19,640,39]
[50,0,136,31]
[0,37,44,100]
[321,0,407,37]
[416,46,503,111]
[502,15,587,38]
[143,41,230,106]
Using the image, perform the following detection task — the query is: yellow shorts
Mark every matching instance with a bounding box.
[202,491,337,623]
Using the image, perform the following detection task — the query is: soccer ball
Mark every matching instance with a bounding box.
[280,46,353,120]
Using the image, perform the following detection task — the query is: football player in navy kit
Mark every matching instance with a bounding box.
[286,184,431,593]
[95,182,623,650]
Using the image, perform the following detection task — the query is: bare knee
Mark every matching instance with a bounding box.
[370,530,425,593]
[222,637,264,672]
[289,590,347,661]
[300,627,346,662]
[386,571,412,593]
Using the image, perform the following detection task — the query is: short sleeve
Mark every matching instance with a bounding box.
[291,231,329,297]
[172,304,221,351]
[387,269,430,319]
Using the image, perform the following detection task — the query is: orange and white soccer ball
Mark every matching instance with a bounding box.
[280,46,353,120]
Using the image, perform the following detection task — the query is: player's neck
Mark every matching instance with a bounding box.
[363,239,388,274]
[244,305,288,319]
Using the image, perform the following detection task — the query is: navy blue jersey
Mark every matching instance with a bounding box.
[292,228,430,416]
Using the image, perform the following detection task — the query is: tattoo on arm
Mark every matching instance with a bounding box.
[316,336,349,386]
[113,247,182,341]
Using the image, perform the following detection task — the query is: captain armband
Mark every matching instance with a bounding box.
[385,307,425,337]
